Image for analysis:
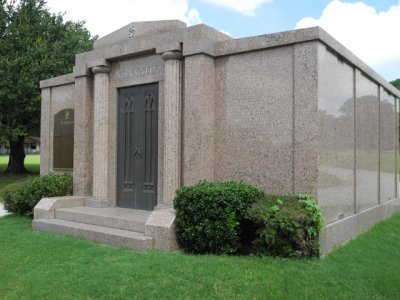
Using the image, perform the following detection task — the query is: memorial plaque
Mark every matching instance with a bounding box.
[53,109,74,169]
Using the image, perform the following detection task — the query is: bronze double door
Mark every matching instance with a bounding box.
[117,84,158,210]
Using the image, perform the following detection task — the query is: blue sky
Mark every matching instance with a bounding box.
[194,0,397,37]
[46,0,400,81]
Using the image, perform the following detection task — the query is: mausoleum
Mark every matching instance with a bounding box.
[33,20,400,254]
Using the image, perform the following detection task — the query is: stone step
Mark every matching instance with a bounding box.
[32,219,153,251]
[55,206,151,233]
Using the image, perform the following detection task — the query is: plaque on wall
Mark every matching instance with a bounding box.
[53,109,74,169]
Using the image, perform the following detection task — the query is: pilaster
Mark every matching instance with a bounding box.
[91,65,111,198]
[161,51,182,206]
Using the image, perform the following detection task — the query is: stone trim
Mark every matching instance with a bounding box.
[144,208,178,251]
[34,196,86,220]
[320,197,400,255]
[92,66,111,74]
[40,73,74,89]
[214,27,399,97]
[162,51,183,61]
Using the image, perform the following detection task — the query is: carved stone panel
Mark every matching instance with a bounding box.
[53,109,74,170]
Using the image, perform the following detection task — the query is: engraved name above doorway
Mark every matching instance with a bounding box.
[116,64,163,81]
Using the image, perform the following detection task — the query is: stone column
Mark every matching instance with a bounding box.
[162,51,182,206]
[91,65,111,200]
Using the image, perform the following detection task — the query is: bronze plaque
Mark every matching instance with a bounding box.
[53,109,74,169]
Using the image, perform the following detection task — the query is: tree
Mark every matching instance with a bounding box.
[0,0,96,174]
[390,78,400,90]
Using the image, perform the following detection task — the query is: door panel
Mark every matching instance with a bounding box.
[117,84,158,210]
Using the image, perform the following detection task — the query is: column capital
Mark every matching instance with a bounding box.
[162,51,182,61]
[92,66,111,75]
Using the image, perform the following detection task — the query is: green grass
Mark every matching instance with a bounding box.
[0,154,40,173]
[0,154,40,202]
[0,213,399,299]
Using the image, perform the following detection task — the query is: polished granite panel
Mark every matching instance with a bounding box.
[183,54,215,186]
[380,88,396,203]
[317,46,354,224]
[397,98,399,197]
[49,84,75,172]
[356,70,379,212]
[214,47,294,194]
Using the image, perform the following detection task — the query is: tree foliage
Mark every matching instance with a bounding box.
[0,0,96,173]
[390,78,400,90]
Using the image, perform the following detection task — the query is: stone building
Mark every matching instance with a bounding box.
[33,20,400,254]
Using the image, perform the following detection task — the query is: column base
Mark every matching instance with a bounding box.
[154,203,174,210]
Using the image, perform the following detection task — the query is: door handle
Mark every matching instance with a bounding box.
[133,147,143,160]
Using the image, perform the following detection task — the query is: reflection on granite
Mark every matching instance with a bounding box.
[318,45,354,223]
[355,70,379,212]
[397,98,400,197]
[318,166,353,224]
[380,88,396,203]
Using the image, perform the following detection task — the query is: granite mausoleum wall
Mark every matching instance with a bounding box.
[214,47,295,194]
[37,22,400,254]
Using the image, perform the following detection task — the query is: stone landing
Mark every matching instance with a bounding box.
[33,197,178,251]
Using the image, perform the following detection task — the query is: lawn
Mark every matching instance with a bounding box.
[0,213,399,299]
[0,154,40,202]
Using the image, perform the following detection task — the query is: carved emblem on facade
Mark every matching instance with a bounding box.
[128,25,135,38]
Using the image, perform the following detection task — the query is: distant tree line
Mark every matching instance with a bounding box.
[391,78,400,90]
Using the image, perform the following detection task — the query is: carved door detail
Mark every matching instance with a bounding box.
[117,84,158,210]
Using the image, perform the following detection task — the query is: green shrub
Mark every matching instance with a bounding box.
[0,180,29,202]
[174,181,265,255]
[4,173,73,217]
[3,183,30,215]
[247,194,323,258]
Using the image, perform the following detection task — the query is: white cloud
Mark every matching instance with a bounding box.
[187,8,202,25]
[219,30,232,37]
[202,0,273,16]
[45,0,202,37]
[295,0,400,78]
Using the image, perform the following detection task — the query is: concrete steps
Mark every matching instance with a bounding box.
[33,206,154,251]
[33,219,153,250]
[55,206,151,233]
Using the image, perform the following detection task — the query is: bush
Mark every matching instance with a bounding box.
[4,173,73,217]
[247,194,323,258]
[174,181,265,255]
[3,182,30,215]
[0,180,29,201]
